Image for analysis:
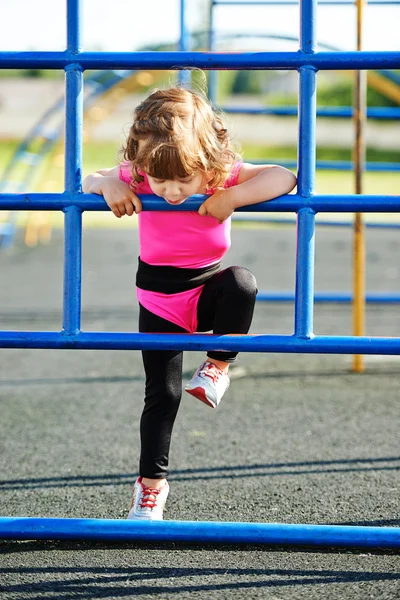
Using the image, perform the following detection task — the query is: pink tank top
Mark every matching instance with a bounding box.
[119,162,242,332]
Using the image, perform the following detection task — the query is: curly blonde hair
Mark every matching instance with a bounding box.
[122,87,239,189]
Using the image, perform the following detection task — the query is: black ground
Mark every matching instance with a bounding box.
[0,224,399,599]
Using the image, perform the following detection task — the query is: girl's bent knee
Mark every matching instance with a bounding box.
[223,266,257,297]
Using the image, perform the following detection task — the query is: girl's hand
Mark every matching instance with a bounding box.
[198,188,237,224]
[83,171,142,219]
[101,178,142,218]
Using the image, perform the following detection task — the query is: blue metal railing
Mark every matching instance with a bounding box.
[205,14,400,174]
[0,0,399,549]
[1,517,399,548]
[1,50,399,70]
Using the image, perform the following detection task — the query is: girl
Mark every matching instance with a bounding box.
[82,86,297,521]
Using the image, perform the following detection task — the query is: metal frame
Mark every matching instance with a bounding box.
[207,0,400,307]
[0,0,399,548]
[208,2,400,170]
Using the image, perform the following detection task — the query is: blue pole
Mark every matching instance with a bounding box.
[2,331,400,354]
[2,193,400,213]
[295,0,317,338]
[222,105,400,119]
[3,193,400,212]
[257,292,400,303]
[67,0,82,53]
[231,215,400,228]
[64,66,83,193]
[178,0,191,85]
[294,209,316,337]
[208,0,218,103]
[62,207,82,334]
[1,50,400,70]
[63,0,83,334]
[0,517,399,548]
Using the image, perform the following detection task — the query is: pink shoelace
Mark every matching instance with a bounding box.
[139,484,162,510]
[200,362,225,384]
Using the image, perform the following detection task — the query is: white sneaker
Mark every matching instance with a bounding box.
[127,477,169,521]
[185,361,230,408]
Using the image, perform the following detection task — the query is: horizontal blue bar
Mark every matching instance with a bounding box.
[317,161,400,172]
[223,105,400,119]
[1,193,400,213]
[0,517,399,548]
[248,159,400,172]
[0,51,399,70]
[257,292,400,303]
[1,331,400,354]
[232,215,400,228]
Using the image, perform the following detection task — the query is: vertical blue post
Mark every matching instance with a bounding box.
[67,0,82,54]
[208,0,218,103]
[63,0,83,335]
[295,0,317,338]
[179,0,191,86]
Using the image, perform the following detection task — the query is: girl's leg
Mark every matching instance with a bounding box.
[197,266,258,364]
[139,304,186,482]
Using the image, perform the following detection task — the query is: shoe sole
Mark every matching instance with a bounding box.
[185,386,216,408]
[127,512,164,521]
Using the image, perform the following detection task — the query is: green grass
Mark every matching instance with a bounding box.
[1,139,399,229]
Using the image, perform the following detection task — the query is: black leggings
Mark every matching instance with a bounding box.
[138,266,257,479]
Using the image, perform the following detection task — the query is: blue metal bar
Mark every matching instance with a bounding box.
[248,159,400,172]
[258,160,400,172]
[178,0,191,85]
[222,105,400,119]
[0,517,399,548]
[258,291,400,302]
[297,70,316,198]
[295,0,317,337]
[64,65,83,193]
[67,0,82,54]
[300,0,316,54]
[62,59,83,334]
[232,215,400,228]
[2,193,400,212]
[2,331,400,353]
[1,51,400,70]
[208,0,218,103]
[294,209,315,337]
[62,207,82,334]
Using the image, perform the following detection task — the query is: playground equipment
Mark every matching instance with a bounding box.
[0,69,162,248]
[1,2,398,236]
[207,0,400,372]
[0,0,399,549]
[0,0,398,375]
[207,14,400,173]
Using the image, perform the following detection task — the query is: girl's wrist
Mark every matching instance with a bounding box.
[84,173,103,194]
[227,186,241,210]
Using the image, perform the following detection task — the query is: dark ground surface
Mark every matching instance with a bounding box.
[0,224,399,599]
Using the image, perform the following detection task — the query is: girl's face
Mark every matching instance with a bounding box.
[147,172,209,205]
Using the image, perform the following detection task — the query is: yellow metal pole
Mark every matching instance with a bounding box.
[352,0,367,373]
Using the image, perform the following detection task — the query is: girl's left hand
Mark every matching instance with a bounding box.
[198,188,237,224]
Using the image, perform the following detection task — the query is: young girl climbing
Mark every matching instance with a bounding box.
[82,85,297,521]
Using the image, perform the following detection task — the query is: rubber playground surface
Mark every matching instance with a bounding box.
[0,224,399,599]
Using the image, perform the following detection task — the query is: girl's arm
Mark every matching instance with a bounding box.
[199,163,297,223]
[82,167,142,218]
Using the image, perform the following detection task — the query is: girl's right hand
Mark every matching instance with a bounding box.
[101,177,142,218]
